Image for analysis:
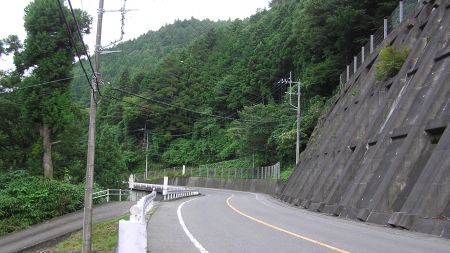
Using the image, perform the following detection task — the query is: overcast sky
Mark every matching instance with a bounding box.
[0,0,270,70]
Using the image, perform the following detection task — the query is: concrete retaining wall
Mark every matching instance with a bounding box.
[167,177,281,195]
[278,0,450,239]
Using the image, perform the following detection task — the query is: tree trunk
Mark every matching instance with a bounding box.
[40,123,53,179]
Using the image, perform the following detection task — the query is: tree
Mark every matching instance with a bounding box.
[14,0,91,178]
[0,35,21,59]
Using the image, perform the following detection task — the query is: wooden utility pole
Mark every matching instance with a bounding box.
[82,0,104,252]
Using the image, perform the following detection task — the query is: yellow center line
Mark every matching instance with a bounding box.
[226,195,351,253]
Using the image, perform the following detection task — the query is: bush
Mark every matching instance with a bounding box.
[0,170,85,235]
[375,46,409,81]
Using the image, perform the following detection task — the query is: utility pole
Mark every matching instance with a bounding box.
[145,122,149,180]
[296,74,301,165]
[82,0,104,252]
[279,71,301,165]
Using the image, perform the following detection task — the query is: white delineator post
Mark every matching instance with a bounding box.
[182,165,186,175]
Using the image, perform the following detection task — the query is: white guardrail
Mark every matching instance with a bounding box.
[117,191,156,253]
[118,176,200,253]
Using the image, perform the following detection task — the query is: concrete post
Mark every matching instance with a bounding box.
[118,220,147,253]
[399,0,404,23]
[370,35,374,53]
[362,47,365,63]
[384,18,388,39]
[346,65,350,81]
[163,176,168,197]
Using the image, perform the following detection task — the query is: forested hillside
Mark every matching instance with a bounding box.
[1,0,400,188]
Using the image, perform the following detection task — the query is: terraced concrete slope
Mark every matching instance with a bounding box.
[278,0,450,238]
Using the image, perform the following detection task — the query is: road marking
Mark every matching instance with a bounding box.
[177,198,209,253]
[226,195,351,253]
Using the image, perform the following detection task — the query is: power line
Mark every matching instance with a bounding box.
[102,94,161,116]
[67,0,100,94]
[56,0,96,101]
[109,86,281,124]
[0,75,84,93]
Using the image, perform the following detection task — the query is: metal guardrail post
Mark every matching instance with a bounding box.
[107,189,110,203]
[354,56,357,73]
[119,189,122,202]
[384,18,388,39]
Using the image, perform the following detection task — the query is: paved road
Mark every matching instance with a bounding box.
[0,201,134,253]
[148,188,450,253]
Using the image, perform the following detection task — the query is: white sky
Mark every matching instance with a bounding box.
[0,0,270,70]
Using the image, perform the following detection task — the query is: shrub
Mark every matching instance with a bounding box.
[0,171,85,235]
[375,46,409,81]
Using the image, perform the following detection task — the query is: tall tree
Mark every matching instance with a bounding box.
[14,0,91,178]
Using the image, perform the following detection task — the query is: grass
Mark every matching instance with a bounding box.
[375,46,409,81]
[54,214,128,252]
[280,165,295,183]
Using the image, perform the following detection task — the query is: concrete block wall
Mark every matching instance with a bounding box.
[278,0,450,238]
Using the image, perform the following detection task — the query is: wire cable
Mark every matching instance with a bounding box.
[56,0,96,101]
[109,85,283,124]
[0,74,85,93]
[67,0,100,94]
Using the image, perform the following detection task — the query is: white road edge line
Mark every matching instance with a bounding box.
[177,198,209,253]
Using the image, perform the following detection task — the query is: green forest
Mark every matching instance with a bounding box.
[0,0,400,233]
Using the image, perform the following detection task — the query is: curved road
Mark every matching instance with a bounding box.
[148,188,450,253]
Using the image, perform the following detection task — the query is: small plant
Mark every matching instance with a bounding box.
[375,46,409,81]
[351,87,359,96]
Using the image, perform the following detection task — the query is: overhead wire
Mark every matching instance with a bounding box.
[109,85,282,124]
[0,74,85,93]
[67,0,100,93]
[56,0,96,101]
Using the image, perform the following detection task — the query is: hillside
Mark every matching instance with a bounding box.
[1,0,402,188]
[279,0,450,238]
[71,0,401,173]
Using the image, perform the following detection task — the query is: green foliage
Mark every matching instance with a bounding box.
[280,165,295,183]
[198,158,253,169]
[0,171,85,235]
[375,46,409,80]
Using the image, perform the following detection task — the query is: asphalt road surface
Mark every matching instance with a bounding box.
[148,188,450,253]
[0,201,134,253]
